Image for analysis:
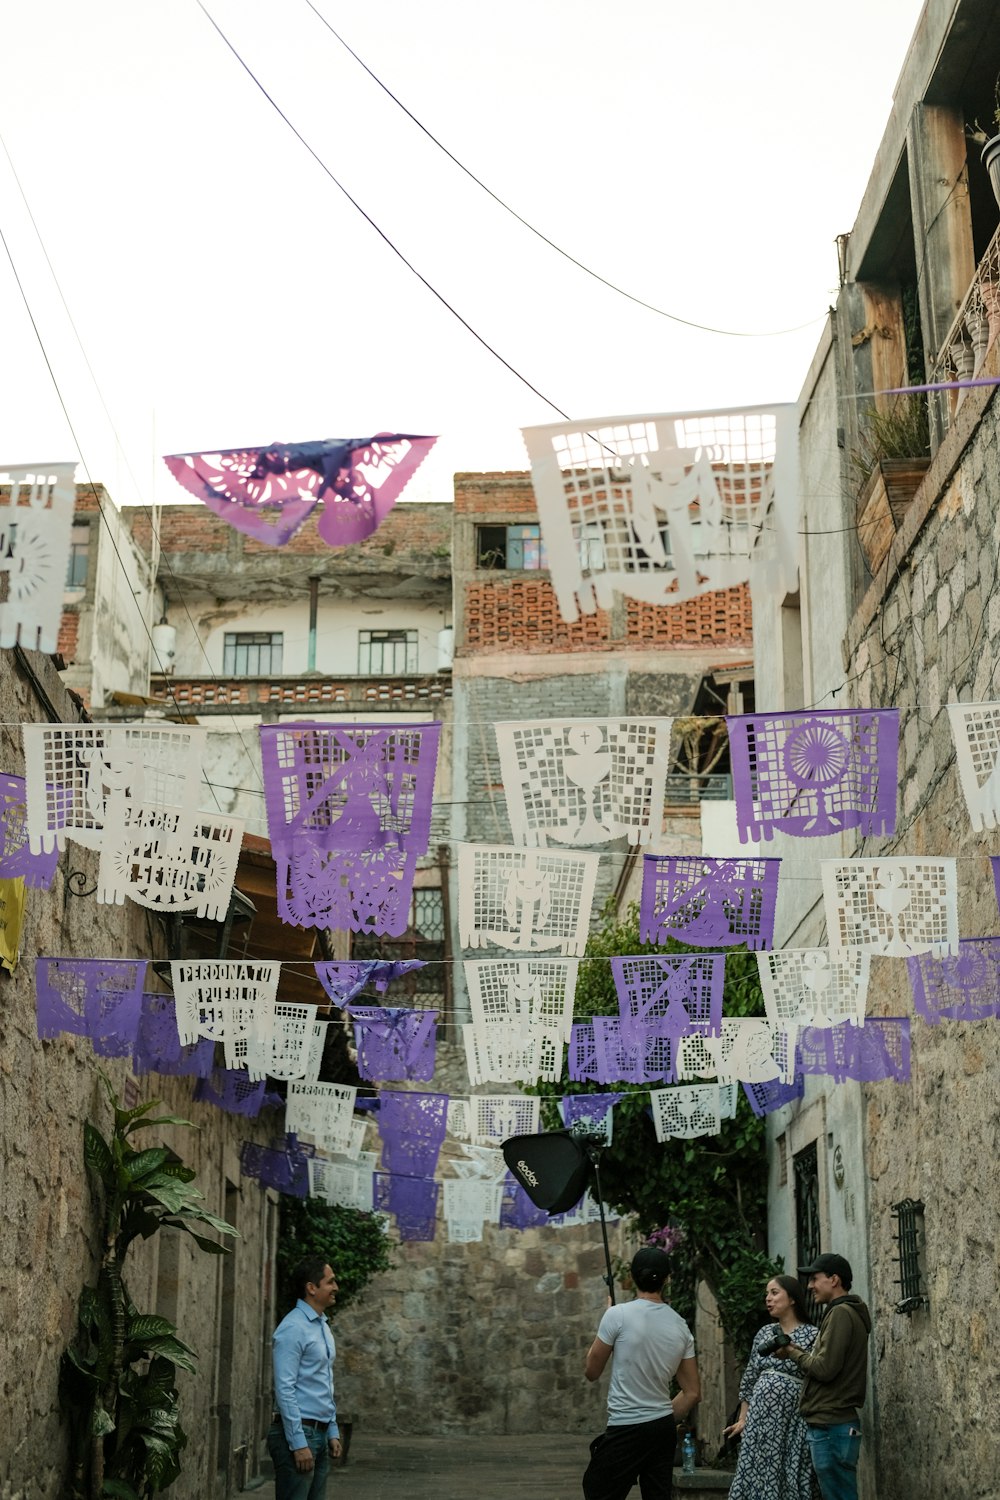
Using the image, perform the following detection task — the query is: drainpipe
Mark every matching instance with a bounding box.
[307,576,320,671]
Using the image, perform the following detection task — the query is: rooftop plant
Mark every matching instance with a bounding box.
[850,393,931,486]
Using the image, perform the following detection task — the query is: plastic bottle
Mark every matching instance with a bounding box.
[682,1430,696,1475]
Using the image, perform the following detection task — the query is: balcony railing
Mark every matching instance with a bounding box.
[930,217,1000,430]
[141,672,453,715]
[664,772,733,805]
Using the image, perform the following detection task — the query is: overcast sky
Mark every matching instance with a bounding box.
[0,0,926,507]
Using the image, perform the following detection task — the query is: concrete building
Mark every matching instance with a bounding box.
[55,483,158,710]
[450,469,755,1008]
[750,2,1000,1495]
[92,499,457,1021]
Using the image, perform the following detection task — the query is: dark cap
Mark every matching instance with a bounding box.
[798,1253,853,1287]
[631,1247,672,1292]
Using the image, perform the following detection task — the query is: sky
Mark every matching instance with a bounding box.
[0,0,927,508]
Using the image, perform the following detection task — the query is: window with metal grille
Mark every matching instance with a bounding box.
[476,524,547,570]
[891,1198,928,1314]
[358,628,418,675]
[223,631,283,676]
[794,1141,822,1325]
[352,886,447,1009]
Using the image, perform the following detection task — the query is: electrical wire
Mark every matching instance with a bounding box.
[195,0,573,422]
[0,219,234,813]
[0,128,267,795]
[301,0,825,341]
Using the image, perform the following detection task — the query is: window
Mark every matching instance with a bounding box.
[577,521,605,571]
[66,524,89,588]
[358,628,417,674]
[476,523,547,570]
[794,1141,822,1324]
[352,886,447,1005]
[222,631,283,675]
[891,1198,928,1314]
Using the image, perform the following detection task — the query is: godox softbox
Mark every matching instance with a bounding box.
[501,1123,617,1301]
[501,1130,591,1213]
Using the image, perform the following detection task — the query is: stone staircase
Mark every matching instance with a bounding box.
[674,1470,733,1497]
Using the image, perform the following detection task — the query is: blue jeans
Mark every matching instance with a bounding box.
[267,1422,330,1500]
[806,1421,861,1500]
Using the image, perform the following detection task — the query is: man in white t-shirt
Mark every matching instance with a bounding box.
[583,1247,701,1500]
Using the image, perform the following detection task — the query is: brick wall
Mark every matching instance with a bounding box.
[461,578,752,654]
[454,472,753,653]
[626,585,753,646]
[130,506,229,552]
[463,578,612,653]
[126,501,452,567]
[57,608,79,662]
[454,472,537,516]
[66,484,109,514]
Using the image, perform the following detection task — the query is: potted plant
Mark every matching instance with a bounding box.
[967,79,1000,211]
[851,394,931,572]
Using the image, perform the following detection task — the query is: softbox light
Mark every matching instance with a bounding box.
[501,1130,591,1214]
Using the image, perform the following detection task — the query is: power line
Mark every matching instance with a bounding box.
[302,1,824,341]
[195,1,573,421]
[0,128,268,796]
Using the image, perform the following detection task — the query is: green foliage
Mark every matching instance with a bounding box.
[715,1247,785,1365]
[549,903,773,1364]
[276,1198,395,1318]
[850,393,930,485]
[61,1074,236,1499]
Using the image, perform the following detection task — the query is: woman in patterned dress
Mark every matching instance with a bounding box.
[724,1275,818,1500]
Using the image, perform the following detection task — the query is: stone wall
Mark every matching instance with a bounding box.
[835,386,1000,1499]
[0,651,276,1500]
[334,1209,632,1437]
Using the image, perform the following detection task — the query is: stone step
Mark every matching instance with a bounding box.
[674,1470,733,1495]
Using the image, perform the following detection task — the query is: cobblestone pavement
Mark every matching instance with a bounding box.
[245,1430,592,1499]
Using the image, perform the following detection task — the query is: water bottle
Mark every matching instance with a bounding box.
[682,1430,696,1475]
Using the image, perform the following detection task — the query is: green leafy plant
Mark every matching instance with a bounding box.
[714,1247,785,1364]
[276,1198,395,1318]
[540,902,776,1363]
[850,394,931,486]
[60,1075,237,1500]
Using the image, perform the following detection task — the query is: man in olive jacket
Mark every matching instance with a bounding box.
[775,1252,871,1500]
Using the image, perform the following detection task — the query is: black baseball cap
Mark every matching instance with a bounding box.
[631,1247,672,1291]
[798,1253,853,1286]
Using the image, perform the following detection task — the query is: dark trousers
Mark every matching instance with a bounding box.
[583,1415,677,1500]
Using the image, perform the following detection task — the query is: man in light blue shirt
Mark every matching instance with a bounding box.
[267,1258,342,1499]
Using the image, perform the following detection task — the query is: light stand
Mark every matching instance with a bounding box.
[501,1120,618,1303]
[571,1123,616,1305]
